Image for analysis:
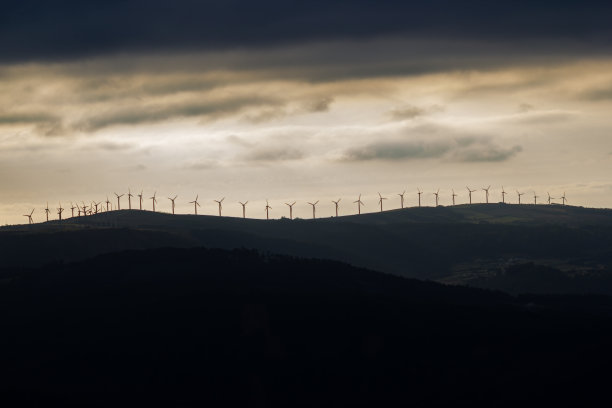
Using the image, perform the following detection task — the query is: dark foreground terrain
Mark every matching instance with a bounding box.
[2,247,612,406]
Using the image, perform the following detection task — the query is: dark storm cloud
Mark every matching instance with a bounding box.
[242,147,305,162]
[75,96,282,132]
[345,140,452,161]
[0,112,64,136]
[303,97,334,113]
[1,1,611,63]
[579,85,612,101]
[0,112,59,125]
[388,105,444,121]
[452,145,522,162]
[87,141,135,152]
[343,136,522,163]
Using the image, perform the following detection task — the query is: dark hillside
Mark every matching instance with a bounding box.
[2,205,612,295]
[1,247,612,406]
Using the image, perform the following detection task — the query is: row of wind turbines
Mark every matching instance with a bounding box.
[22,186,568,224]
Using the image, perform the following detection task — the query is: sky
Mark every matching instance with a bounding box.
[1,1,612,223]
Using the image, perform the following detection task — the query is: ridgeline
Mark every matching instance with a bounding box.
[2,203,612,294]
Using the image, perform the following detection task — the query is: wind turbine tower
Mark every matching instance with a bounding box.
[105,196,111,212]
[189,195,201,215]
[332,198,341,217]
[57,203,64,221]
[70,203,76,217]
[265,200,272,220]
[452,189,457,205]
[517,190,525,204]
[561,192,567,205]
[466,187,476,204]
[239,201,248,218]
[533,193,539,205]
[24,209,34,224]
[417,188,423,207]
[44,203,50,222]
[354,194,364,214]
[308,200,319,219]
[433,189,440,206]
[285,201,296,219]
[114,192,124,210]
[214,197,225,216]
[138,190,144,210]
[483,185,491,204]
[501,187,507,204]
[150,192,157,212]
[547,192,554,205]
[128,189,133,210]
[398,190,406,209]
[168,195,178,214]
[378,193,387,212]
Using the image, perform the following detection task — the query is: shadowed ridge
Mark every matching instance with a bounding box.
[2,205,612,294]
[5,203,612,232]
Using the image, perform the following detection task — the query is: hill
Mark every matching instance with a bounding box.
[2,247,612,406]
[2,204,612,295]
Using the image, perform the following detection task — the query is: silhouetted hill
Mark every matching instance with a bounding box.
[2,247,612,406]
[2,205,612,295]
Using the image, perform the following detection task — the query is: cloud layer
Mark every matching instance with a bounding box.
[343,136,522,163]
[2,1,612,62]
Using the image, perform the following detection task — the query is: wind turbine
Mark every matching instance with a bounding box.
[105,196,111,212]
[354,194,364,214]
[23,209,34,224]
[70,202,76,217]
[128,189,133,210]
[378,192,388,212]
[150,192,157,212]
[417,188,423,207]
[433,189,440,206]
[516,190,525,204]
[81,201,89,216]
[332,198,341,217]
[547,192,554,205]
[308,200,319,219]
[466,187,476,204]
[76,203,82,217]
[452,189,457,206]
[265,200,272,220]
[285,201,296,219]
[214,197,225,216]
[398,190,406,209]
[114,192,124,210]
[44,202,50,222]
[138,190,144,210]
[533,193,539,205]
[57,203,64,221]
[168,195,178,214]
[93,202,101,214]
[239,201,248,218]
[483,185,491,204]
[189,195,201,215]
[501,186,507,204]
[561,192,567,205]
